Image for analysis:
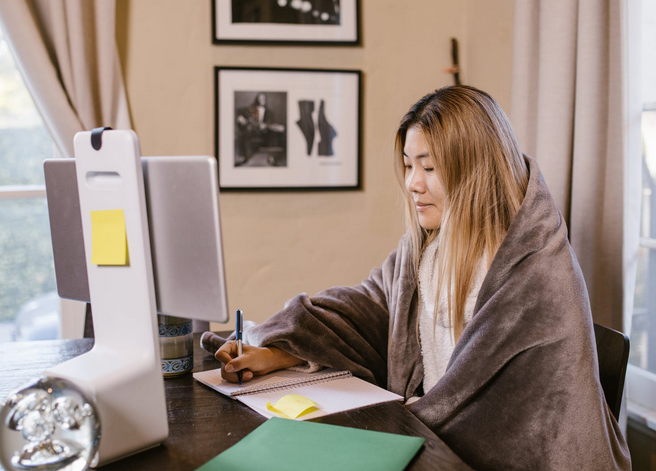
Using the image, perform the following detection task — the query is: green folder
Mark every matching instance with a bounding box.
[196,417,425,471]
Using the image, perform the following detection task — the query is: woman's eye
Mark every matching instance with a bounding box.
[424,167,434,172]
[404,165,412,170]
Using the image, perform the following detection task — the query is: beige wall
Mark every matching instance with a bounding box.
[116,0,515,326]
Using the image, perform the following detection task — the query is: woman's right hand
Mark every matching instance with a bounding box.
[214,341,303,384]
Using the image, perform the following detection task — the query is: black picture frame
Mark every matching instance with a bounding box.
[212,0,360,46]
[215,66,362,191]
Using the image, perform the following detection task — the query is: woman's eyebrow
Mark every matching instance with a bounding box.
[402,152,431,159]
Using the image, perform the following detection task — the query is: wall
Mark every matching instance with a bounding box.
[116,0,515,326]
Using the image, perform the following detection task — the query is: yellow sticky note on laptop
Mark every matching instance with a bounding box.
[90,209,129,266]
[266,395,318,420]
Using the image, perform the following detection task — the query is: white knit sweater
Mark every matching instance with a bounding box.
[418,238,488,392]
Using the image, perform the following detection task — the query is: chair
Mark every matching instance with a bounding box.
[593,323,630,421]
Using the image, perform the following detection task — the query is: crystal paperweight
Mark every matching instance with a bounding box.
[0,376,100,471]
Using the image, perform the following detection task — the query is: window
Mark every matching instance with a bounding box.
[632,109,656,376]
[628,0,656,426]
[0,26,59,341]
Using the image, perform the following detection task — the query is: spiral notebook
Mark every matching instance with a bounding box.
[193,368,403,420]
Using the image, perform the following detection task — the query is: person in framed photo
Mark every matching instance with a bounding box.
[234,91,286,167]
[204,85,631,470]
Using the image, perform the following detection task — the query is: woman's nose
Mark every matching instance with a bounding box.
[407,170,424,193]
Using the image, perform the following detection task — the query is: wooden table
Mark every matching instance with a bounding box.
[0,334,470,470]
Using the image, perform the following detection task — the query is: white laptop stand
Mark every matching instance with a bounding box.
[44,129,168,466]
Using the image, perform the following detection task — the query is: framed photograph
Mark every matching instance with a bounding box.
[212,0,360,46]
[215,67,361,191]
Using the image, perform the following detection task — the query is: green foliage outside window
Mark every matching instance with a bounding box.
[0,127,56,323]
[0,26,58,329]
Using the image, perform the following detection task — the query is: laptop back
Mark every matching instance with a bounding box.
[44,156,229,323]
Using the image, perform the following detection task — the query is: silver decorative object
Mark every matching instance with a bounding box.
[0,377,100,471]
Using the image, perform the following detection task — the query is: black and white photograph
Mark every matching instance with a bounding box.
[232,0,342,25]
[234,91,287,167]
[216,67,361,190]
[212,0,359,45]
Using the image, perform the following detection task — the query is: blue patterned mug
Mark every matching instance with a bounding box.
[158,315,193,376]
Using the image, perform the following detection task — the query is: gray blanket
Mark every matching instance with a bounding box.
[208,157,631,470]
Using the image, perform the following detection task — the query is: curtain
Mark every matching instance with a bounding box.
[0,0,212,334]
[510,0,641,337]
[0,0,131,158]
[0,0,135,338]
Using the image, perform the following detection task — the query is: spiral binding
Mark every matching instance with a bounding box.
[231,370,352,397]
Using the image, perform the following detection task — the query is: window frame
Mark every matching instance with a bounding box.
[627,102,656,428]
[0,186,45,199]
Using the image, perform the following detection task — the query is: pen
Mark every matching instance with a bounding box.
[236,309,243,385]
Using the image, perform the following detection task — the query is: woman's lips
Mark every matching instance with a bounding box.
[415,203,433,212]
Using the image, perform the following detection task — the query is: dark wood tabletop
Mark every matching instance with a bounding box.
[0,333,471,471]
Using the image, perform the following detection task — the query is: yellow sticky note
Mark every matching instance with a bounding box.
[266,395,318,420]
[90,209,129,266]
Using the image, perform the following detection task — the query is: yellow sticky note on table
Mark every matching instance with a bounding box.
[90,209,129,266]
[266,395,318,420]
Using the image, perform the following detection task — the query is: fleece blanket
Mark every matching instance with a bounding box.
[203,156,630,470]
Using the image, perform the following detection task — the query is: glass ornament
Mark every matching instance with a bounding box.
[0,377,100,471]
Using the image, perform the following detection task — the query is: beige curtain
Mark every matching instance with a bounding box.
[0,0,134,337]
[511,0,641,335]
[0,0,131,159]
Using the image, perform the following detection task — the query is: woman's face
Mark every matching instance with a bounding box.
[403,126,446,230]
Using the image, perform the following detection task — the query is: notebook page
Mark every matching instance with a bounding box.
[193,368,348,397]
[237,375,403,420]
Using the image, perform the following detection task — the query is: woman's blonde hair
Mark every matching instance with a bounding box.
[394,85,529,341]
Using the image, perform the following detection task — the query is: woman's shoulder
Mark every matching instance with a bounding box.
[387,233,416,269]
[375,233,413,263]
[398,231,419,254]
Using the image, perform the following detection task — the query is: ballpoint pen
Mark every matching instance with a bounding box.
[236,309,243,385]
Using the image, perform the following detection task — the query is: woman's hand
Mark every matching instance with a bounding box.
[214,341,303,384]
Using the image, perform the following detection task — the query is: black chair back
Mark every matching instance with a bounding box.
[593,323,630,421]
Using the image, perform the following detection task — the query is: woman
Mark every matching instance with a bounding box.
[203,86,631,470]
